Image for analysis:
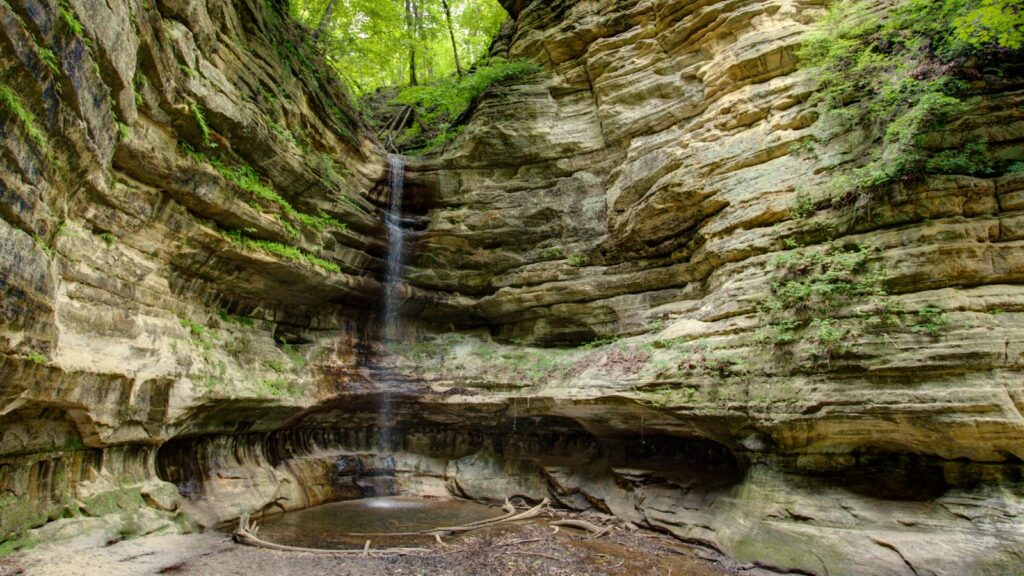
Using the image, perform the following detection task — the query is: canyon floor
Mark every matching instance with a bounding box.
[0,521,755,576]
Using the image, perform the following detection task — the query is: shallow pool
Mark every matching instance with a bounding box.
[252,497,502,550]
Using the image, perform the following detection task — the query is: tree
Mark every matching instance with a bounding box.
[287,0,508,94]
[441,0,463,75]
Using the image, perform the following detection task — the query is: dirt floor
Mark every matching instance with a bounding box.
[0,520,764,576]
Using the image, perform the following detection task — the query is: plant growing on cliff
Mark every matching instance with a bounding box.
[0,82,50,157]
[756,244,897,366]
[178,142,347,236]
[758,243,956,366]
[798,0,1024,212]
[58,0,85,37]
[222,230,341,273]
[190,104,214,148]
[389,58,542,152]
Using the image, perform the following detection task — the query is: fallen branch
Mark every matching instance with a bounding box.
[550,519,609,537]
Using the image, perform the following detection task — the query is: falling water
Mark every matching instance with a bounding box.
[383,155,406,341]
[378,154,406,451]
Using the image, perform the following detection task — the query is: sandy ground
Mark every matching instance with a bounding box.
[0,521,760,576]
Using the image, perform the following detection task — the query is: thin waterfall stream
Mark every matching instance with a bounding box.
[379,154,406,451]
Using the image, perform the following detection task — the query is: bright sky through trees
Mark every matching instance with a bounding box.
[288,0,509,94]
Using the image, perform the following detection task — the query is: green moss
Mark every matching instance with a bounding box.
[280,343,306,367]
[98,232,118,247]
[539,247,564,260]
[260,378,300,397]
[26,352,47,364]
[222,230,340,273]
[0,82,49,156]
[218,312,255,327]
[178,142,346,235]
[0,493,44,548]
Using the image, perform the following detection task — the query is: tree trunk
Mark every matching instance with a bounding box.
[313,0,338,43]
[406,0,419,85]
[441,0,463,76]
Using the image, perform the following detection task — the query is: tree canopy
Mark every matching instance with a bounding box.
[288,0,509,94]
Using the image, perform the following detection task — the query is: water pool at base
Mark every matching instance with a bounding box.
[251,497,502,550]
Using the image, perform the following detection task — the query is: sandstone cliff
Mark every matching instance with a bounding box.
[1,0,1022,574]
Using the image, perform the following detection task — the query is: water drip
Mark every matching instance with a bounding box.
[379,154,406,451]
[383,154,406,343]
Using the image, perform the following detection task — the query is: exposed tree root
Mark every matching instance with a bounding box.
[551,519,610,537]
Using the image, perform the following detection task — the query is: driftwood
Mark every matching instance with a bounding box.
[551,519,611,537]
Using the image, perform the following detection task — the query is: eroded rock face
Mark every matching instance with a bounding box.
[2,0,1024,574]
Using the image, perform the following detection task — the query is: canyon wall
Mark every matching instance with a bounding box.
[1,0,1023,574]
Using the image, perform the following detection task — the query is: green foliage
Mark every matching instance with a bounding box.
[581,337,619,350]
[798,0,1022,200]
[539,247,564,260]
[761,245,885,316]
[280,343,307,367]
[35,44,59,75]
[98,232,118,247]
[758,243,955,367]
[26,352,47,364]
[909,305,950,336]
[222,230,341,273]
[58,0,85,36]
[32,234,54,258]
[288,0,508,94]
[296,210,347,232]
[954,0,1024,49]
[261,378,300,397]
[190,103,213,147]
[393,58,541,152]
[0,82,49,156]
[757,244,894,364]
[179,317,206,339]
[218,312,255,327]
[179,142,347,235]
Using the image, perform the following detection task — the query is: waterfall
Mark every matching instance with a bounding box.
[379,154,406,451]
[383,154,406,342]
